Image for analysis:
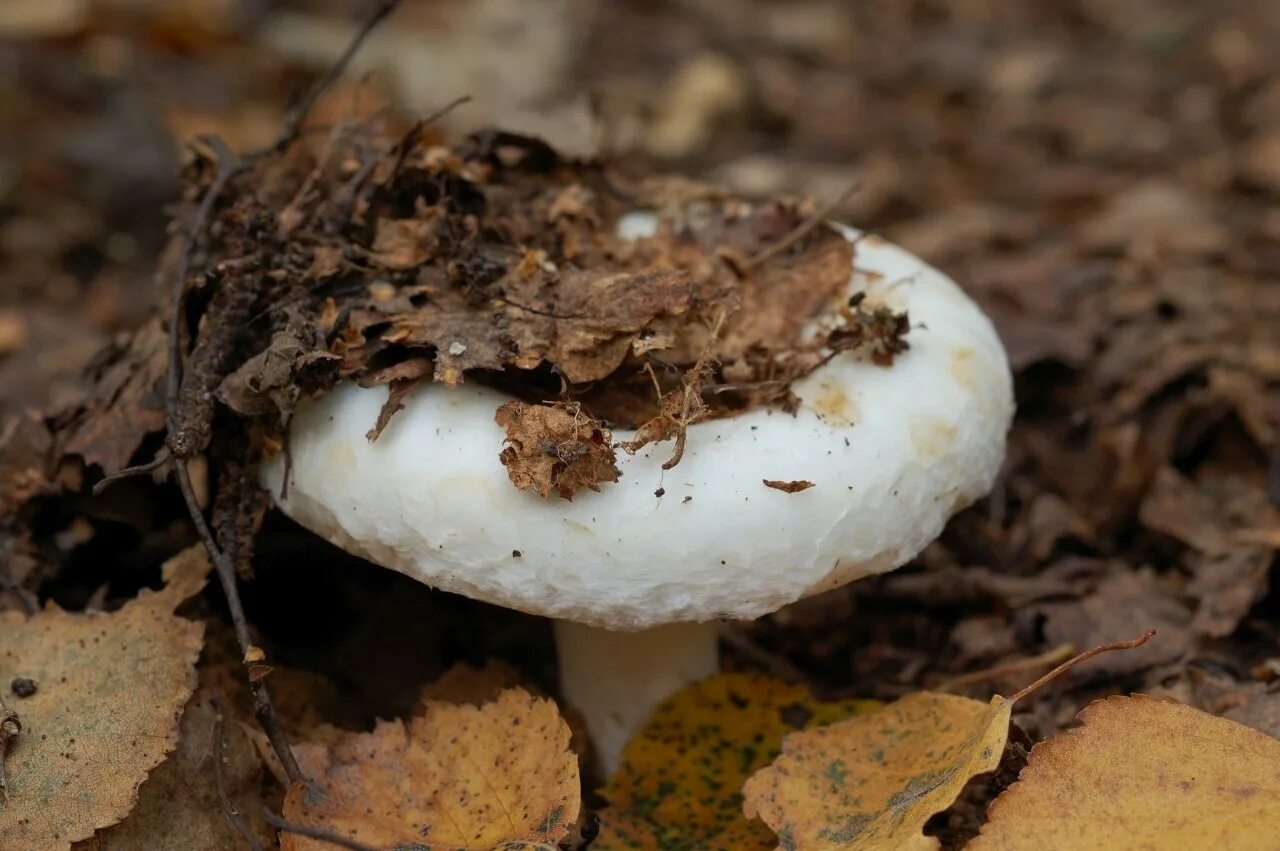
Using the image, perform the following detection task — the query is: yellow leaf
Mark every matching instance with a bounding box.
[0,545,209,851]
[971,694,1280,850]
[742,693,1010,850]
[595,672,879,850]
[73,678,271,851]
[281,688,579,850]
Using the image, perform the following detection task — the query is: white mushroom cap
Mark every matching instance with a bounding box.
[262,226,1012,630]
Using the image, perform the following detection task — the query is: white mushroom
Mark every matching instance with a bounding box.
[261,223,1013,772]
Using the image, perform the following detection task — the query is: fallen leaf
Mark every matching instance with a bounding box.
[0,545,209,851]
[742,692,1009,851]
[595,672,879,850]
[739,634,1156,850]
[1023,570,1191,678]
[763,479,815,494]
[971,695,1280,850]
[496,401,620,499]
[73,678,271,851]
[281,688,578,850]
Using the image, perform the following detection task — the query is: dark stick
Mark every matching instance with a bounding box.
[211,700,264,851]
[270,0,405,155]
[91,448,171,495]
[263,812,380,851]
[175,462,302,784]
[163,143,303,785]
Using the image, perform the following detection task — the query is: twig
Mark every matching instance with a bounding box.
[742,180,862,271]
[935,643,1075,694]
[1010,630,1156,704]
[211,700,263,851]
[270,0,405,155]
[91,448,171,495]
[163,142,302,784]
[0,693,19,801]
[264,811,380,851]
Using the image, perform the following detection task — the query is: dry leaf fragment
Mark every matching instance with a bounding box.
[496,401,620,499]
[971,695,1280,850]
[73,680,271,851]
[742,692,1009,851]
[595,672,879,851]
[281,688,579,851]
[0,546,209,851]
[763,479,816,494]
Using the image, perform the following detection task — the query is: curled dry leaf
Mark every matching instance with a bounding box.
[742,692,1009,851]
[971,695,1280,850]
[73,679,271,851]
[763,480,816,494]
[595,672,879,851]
[496,401,620,500]
[281,688,579,851]
[0,545,209,851]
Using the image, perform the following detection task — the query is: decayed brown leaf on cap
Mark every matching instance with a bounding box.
[496,401,620,499]
[281,688,578,851]
[763,479,815,494]
[971,695,1280,850]
[595,672,879,851]
[0,545,209,851]
[742,691,1009,851]
[73,678,271,851]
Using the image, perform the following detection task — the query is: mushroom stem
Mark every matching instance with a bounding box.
[554,619,719,775]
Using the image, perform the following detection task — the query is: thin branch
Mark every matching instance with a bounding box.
[270,0,405,154]
[743,180,862,271]
[1010,630,1156,704]
[264,812,380,851]
[91,448,171,495]
[211,700,263,851]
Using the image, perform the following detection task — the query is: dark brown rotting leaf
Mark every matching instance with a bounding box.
[496,401,620,500]
[764,479,816,493]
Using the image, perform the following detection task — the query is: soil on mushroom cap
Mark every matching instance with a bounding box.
[110,121,909,500]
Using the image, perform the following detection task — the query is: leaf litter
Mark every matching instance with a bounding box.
[1,1,1280,849]
[281,688,579,851]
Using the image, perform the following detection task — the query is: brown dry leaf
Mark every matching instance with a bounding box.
[763,479,816,494]
[73,679,271,851]
[0,545,209,851]
[57,316,168,476]
[971,695,1280,850]
[496,401,620,499]
[1025,570,1191,678]
[742,692,1010,851]
[281,688,578,851]
[595,672,879,851]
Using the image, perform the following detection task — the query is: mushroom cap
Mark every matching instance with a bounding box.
[262,227,1013,630]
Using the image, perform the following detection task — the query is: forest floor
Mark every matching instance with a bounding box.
[1,1,1278,849]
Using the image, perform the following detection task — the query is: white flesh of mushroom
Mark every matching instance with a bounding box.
[261,222,1014,772]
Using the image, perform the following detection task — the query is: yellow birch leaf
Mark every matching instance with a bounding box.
[595,672,880,850]
[0,545,209,851]
[742,692,1009,851]
[971,694,1280,850]
[280,687,579,850]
